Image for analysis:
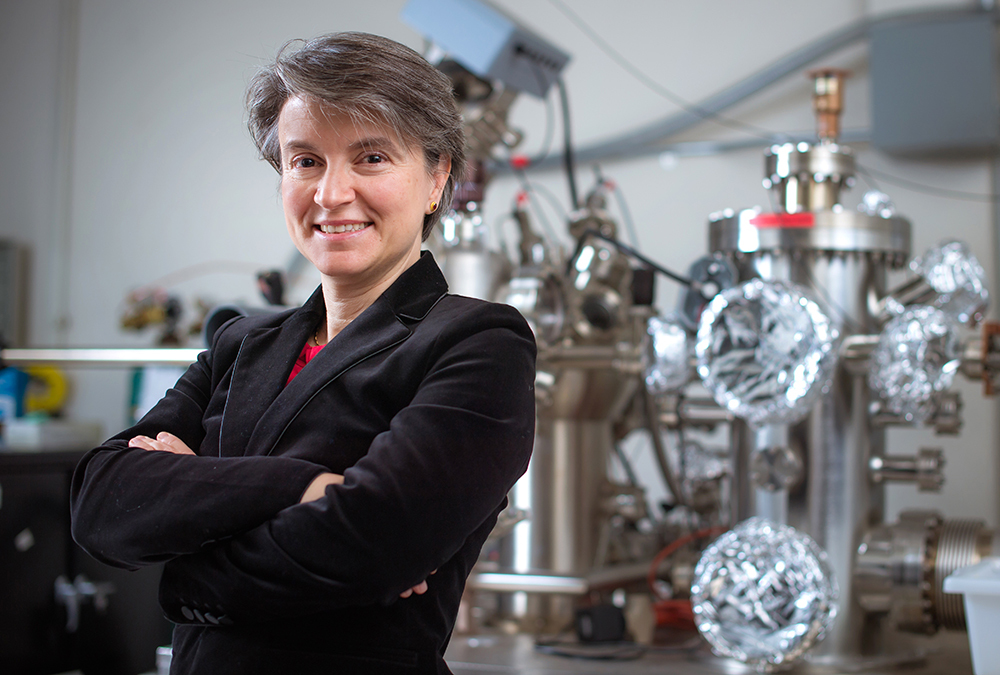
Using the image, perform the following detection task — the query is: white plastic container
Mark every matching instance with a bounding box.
[943,557,1000,675]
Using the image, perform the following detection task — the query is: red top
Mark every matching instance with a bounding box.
[286,342,325,385]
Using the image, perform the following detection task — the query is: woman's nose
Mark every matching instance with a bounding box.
[314,165,355,208]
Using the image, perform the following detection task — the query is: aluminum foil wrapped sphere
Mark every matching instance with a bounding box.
[912,240,989,326]
[691,518,839,671]
[695,279,838,427]
[868,305,959,421]
[645,314,693,394]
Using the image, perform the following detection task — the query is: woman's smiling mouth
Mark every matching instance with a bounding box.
[317,222,372,234]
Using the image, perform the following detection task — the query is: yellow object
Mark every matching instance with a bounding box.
[24,366,69,415]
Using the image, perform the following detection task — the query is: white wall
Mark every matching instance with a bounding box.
[2,0,997,525]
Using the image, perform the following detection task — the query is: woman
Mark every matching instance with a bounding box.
[70,32,536,674]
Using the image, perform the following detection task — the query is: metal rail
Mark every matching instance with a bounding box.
[1,348,202,368]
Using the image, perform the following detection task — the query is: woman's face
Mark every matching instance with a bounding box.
[278,96,448,292]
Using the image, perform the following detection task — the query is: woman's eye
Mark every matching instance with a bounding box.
[297,157,316,168]
[364,153,385,164]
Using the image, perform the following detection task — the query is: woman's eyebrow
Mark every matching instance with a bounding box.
[281,139,318,154]
[349,136,400,152]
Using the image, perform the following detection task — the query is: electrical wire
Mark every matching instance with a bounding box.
[513,171,566,246]
[582,229,699,290]
[534,639,647,661]
[513,171,570,223]
[522,61,558,166]
[548,0,778,142]
[130,260,265,294]
[611,180,640,250]
[556,77,580,210]
[855,161,999,203]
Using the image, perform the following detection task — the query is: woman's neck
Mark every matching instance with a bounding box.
[315,271,401,344]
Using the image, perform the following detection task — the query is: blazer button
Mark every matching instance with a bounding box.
[181,606,194,621]
[193,609,205,623]
[203,612,220,625]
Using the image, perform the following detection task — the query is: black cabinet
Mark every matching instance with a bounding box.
[0,451,171,675]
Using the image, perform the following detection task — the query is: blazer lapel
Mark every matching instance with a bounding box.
[218,292,322,458]
[235,251,450,458]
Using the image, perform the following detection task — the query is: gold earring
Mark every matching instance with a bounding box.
[430,201,438,213]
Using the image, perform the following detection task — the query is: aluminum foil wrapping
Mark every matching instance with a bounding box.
[911,240,989,326]
[645,314,693,394]
[868,305,959,421]
[691,518,839,671]
[695,279,838,427]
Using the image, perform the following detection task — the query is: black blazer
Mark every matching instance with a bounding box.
[70,253,536,674]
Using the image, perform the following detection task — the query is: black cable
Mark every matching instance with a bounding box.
[548,0,778,142]
[534,639,647,661]
[556,77,580,210]
[523,61,557,166]
[612,181,640,250]
[582,229,700,291]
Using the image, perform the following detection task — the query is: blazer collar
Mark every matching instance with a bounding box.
[220,251,449,457]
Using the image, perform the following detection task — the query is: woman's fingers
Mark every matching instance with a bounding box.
[128,432,195,455]
[400,580,429,598]
[155,431,195,454]
[128,435,156,450]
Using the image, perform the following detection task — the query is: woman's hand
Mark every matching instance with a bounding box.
[399,570,437,598]
[299,472,432,600]
[129,431,196,455]
[299,472,344,504]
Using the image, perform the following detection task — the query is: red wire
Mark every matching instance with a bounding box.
[647,526,727,629]
[646,526,727,601]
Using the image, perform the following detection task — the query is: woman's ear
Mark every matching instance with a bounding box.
[432,156,452,198]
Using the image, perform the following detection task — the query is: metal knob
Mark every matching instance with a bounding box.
[869,448,945,492]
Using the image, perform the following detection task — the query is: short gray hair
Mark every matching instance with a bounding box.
[247,32,466,240]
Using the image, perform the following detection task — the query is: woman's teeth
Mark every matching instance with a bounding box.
[318,222,371,234]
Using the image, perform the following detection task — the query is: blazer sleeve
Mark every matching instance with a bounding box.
[70,321,330,570]
[157,304,536,622]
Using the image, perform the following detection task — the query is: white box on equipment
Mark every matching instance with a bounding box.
[944,558,1000,675]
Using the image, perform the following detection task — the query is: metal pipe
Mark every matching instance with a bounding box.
[502,6,990,172]
[538,346,643,374]
[1,348,201,367]
[468,561,653,596]
[467,572,588,595]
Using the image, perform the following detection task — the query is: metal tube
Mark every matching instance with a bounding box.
[1,348,202,367]
[468,572,588,595]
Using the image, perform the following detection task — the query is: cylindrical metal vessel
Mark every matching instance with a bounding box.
[708,147,912,657]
